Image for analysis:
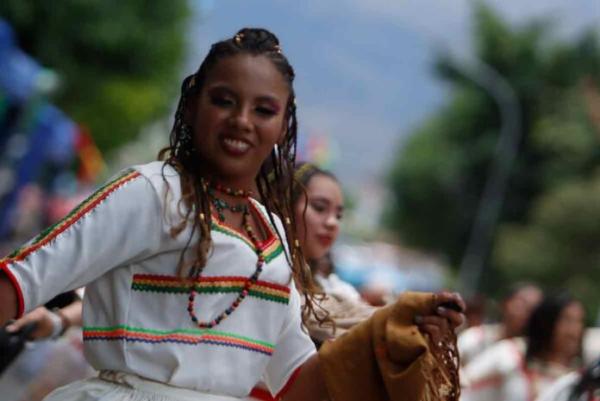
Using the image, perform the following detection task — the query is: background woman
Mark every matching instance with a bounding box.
[462,292,586,401]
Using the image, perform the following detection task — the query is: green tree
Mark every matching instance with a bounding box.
[0,0,190,152]
[385,4,600,296]
[494,170,600,316]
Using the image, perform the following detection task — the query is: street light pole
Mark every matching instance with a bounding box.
[454,59,522,297]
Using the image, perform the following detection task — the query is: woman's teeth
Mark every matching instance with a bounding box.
[223,138,250,152]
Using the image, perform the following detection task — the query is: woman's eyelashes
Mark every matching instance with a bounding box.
[310,200,344,221]
[210,95,277,118]
[210,94,234,108]
[309,200,328,213]
[255,106,277,116]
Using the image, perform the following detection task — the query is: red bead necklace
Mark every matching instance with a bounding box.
[187,182,265,329]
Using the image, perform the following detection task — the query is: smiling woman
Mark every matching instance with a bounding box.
[190,54,290,188]
[0,27,325,401]
[293,163,344,263]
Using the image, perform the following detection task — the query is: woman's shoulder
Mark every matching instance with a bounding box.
[132,161,179,185]
[119,161,183,219]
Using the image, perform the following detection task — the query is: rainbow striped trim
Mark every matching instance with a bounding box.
[83,325,275,356]
[211,219,283,263]
[132,274,290,304]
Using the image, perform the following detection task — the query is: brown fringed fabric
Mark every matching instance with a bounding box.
[318,292,460,401]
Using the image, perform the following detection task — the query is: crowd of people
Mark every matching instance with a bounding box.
[459,287,600,401]
[0,27,597,401]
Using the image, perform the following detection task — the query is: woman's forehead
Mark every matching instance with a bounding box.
[203,54,289,98]
[307,175,343,201]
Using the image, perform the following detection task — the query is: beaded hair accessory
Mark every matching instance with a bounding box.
[234,32,282,54]
[234,32,244,45]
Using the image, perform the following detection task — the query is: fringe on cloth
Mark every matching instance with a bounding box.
[318,291,460,401]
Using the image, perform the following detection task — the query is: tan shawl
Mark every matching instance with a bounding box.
[318,291,460,401]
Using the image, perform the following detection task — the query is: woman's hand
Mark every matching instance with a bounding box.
[415,291,466,345]
[5,306,55,340]
[5,299,83,340]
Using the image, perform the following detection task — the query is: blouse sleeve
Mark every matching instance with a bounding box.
[0,168,164,318]
[263,281,316,397]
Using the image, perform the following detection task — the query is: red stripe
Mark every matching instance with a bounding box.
[213,201,278,249]
[132,274,290,293]
[276,366,302,400]
[249,387,275,401]
[1,261,25,318]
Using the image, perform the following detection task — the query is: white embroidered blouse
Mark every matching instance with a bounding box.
[0,161,316,399]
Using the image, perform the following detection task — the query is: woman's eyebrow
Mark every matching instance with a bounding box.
[206,84,236,95]
[207,84,282,103]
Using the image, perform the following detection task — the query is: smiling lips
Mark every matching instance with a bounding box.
[317,235,333,247]
[221,136,251,156]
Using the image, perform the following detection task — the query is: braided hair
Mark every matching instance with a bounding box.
[158,28,323,326]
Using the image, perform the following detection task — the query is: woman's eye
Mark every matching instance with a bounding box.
[211,96,234,107]
[256,106,276,116]
[310,202,327,213]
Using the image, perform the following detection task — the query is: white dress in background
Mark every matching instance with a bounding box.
[457,323,503,366]
[461,338,576,401]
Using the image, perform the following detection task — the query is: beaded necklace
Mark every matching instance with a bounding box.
[187,181,266,329]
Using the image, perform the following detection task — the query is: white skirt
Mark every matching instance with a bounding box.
[43,371,247,401]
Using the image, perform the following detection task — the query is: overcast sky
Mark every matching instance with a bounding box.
[187,0,599,186]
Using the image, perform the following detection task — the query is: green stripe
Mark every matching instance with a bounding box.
[263,244,283,263]
[82,325,274,348]
[211,223,253,249]
[131,284,289,303]
[211,223,284,263]
[249,290,288,303]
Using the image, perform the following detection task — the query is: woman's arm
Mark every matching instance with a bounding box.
[282,354,329,401]
[0,169,163,323]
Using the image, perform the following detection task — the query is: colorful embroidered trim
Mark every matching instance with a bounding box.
[132,274,290,304]
[83,325,275,356]
[211,219,283,263]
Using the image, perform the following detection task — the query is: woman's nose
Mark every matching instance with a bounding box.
[324,214,339,229]
[230,106,252,130]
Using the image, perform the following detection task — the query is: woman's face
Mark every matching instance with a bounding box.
[191,54,289,189]
[294,174,344,261]
[551,301,585,361]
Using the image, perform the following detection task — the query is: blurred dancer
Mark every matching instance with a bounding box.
[458,282,543,365]
[462,292,586,401]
